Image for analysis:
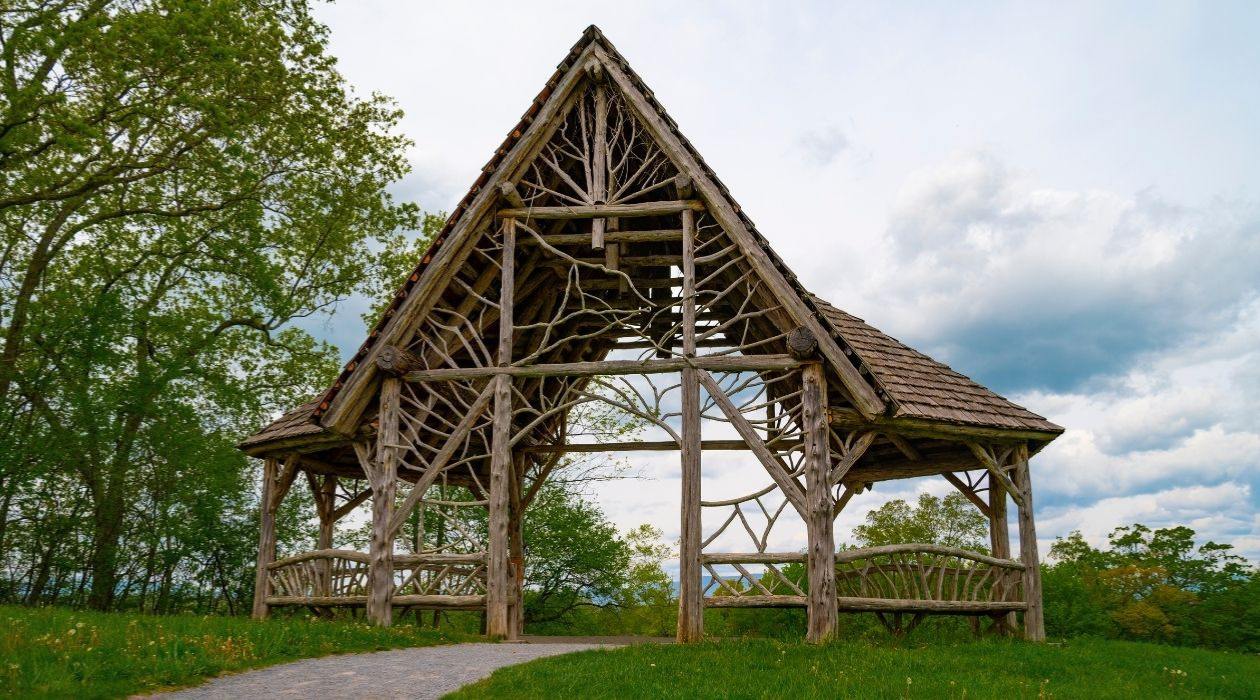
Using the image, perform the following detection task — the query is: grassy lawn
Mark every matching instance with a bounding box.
[451,637,1260,699]
[0,605,467,699]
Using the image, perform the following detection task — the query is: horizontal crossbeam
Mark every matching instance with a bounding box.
[521,439,802,453]
[497,200,704,219]
[403,355,807,383]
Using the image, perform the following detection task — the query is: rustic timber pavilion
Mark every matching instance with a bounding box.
[238,26,1062,643]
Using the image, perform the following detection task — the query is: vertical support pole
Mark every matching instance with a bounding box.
[591,80,608,250]
[252,456,278,619]
[413,498,425,555]
[509,453,526,638]
[487,217,516,638]
[677,207,703,643]
[1013,443,1045,641]
[368,379,401,627]
[802,362,837,643]
[317,475,337,596]
[317,475,337,551]
[988,470,1015,633]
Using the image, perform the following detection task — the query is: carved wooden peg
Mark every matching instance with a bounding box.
[374,345,421,376]
[674,174,694,199]
[786,327,819,359]
[497,181,525,208]
[584,58,606,83]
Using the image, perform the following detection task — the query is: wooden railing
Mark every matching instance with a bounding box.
[266,549,487,609]
[834,544,1025,614]
[702,544,1026,615]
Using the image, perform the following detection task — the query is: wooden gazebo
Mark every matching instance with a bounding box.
[238,26,1062,643]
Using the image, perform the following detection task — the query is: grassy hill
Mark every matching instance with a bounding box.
[450,637,1260,699]
[0,605,465,699]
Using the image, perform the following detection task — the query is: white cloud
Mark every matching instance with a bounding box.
[302,3,1260,567]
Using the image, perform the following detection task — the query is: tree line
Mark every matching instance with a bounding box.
[0,0,428,612]
[2,2,1254,656]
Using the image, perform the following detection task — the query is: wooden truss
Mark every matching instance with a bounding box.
[243,29,1058,645]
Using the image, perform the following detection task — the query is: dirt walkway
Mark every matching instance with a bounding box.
[150,641,617,699]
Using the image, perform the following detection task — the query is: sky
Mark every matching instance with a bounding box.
[304,1,1260,564]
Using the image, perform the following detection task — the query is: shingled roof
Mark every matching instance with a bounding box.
[810,297,1061,433]
[239,25,1060,454]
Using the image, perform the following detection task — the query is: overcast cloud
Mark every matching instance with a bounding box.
[302,1,1260,563]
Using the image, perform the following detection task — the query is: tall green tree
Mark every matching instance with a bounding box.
[1,0,419,610]
[850,492,989,551]
[1044,524,1257,649]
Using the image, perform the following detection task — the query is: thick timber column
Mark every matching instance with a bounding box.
[317,475,337,551]
[988,471,1015,633]
[801,361,837,643]
[677,207,704,642]
[1013,443,1045,641]
[252,456,279,619]
[509,453,526,637]
[367,379,401,626]
[487,217,516,638]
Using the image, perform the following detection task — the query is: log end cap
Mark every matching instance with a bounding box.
[786,327,819,360]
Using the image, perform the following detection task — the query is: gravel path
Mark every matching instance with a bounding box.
[151,642,613,699]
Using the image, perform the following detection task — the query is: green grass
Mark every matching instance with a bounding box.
[450,637,1260,699]
[0,605,468,699]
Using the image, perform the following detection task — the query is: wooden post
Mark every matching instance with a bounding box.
[317,475,337,551]
[591,80,608,250]
[367,379,401,626]
[987,470,1015,634]
[487,217,515,638]
[315,474,337,597]
[252,456,278,619]
[677,207,703,643]
[801,361,837,643]
[1013,443,1045,641]
[509,453,526,638]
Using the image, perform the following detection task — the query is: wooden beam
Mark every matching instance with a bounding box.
[519,229,683,246]
[832,484,859,518]
[331,488,372,521]
[697,369,806,514]
[519,438,802,453]
[987,469,1015,634]
[706,595,806,608]
[592,48,886,420]
[252,456,278,620]
[674,174,693,199]
[885,432,921,461]
[365,378,401,627]
[387,381,496,536]
[701,552,806,565]
[402,355,804,383]
[591,82,608,249]
[497,181,526,208]
[374,345,423,376]
[486,217,515,639]
[497,200,705,220]
[943,472,993,519]
[1013,443,1045,642]
[830,407,1063,444]
[317,42,597,437]
[837,599,1029,614]
[677,207,703,644]
[829,431,876,487]
[802,362,837,643]
[967,442,1025,509]
[269,549,486,568]
[268,453,300,513]
[266,594,486,609]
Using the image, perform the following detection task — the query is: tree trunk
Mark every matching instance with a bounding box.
[86,486,127,611]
